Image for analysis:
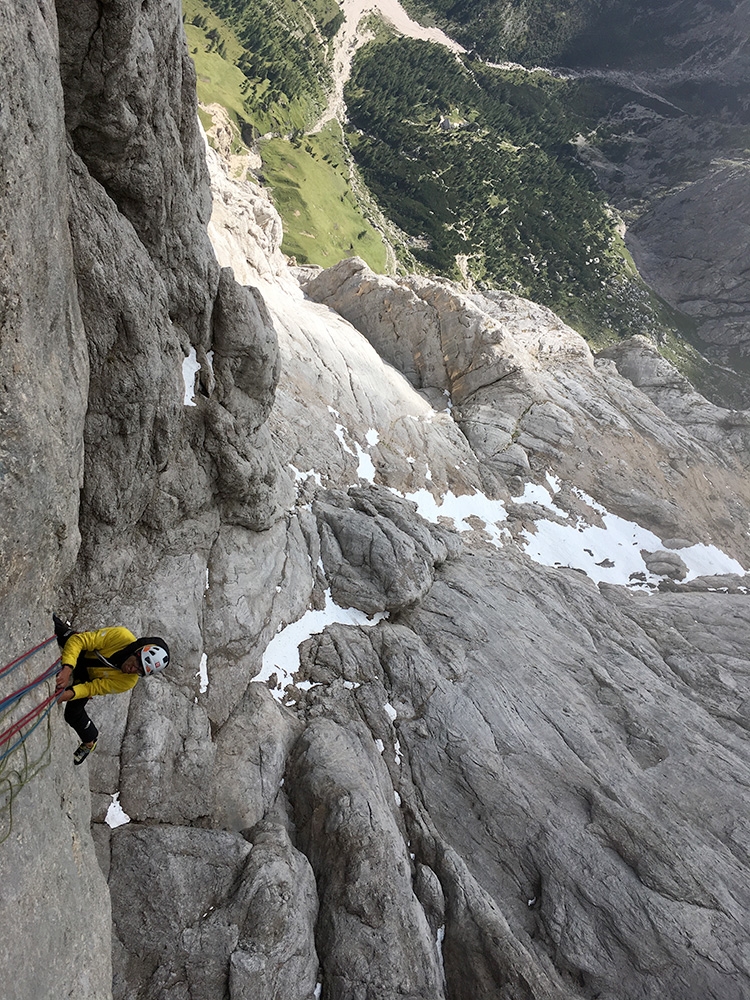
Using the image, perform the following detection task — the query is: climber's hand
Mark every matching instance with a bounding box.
[55,665,72,692]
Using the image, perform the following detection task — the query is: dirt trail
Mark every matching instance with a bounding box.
[311,0,464,133]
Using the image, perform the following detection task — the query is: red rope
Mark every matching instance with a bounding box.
[0,636,56,680]
[0,690,63,749]
[0,659,61,712]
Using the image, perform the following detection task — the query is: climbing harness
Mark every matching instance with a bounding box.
[0,636,64,844]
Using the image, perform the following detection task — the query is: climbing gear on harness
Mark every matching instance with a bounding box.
[139,642,170,675]
[73,740,97,766]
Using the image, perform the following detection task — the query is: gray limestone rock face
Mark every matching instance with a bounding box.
[302,259,750,566]
[66,145,281,595]
[313,485,451,614]
[288,717,446,1000]
[57,0,218,343]
[4,3,750,1000]
[118,678,215,825]
[628,166,750,352]
[0,1,87,624]
[599,335,750,455]
[212,685,303,832]
[66,153,188,554]
[109,822,318,1000]
[0,5,110,998]
[203,267,282,530]
[228,821,320,1000]
[561,2,750,362]
[206,141,288,286]
[289,551,750,1000]
[641,549,688,580]
[110,824,251,999]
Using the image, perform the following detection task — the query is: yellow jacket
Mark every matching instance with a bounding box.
[61,627,140,700]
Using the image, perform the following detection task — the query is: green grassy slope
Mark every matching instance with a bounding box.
[183,0,332,136]
[259,122,388,270]
[345,37,672,342]
[182,0,390,269]
[183,0,252,141]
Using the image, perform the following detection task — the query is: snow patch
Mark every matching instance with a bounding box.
[182,348,201,406]
[289,464,323,489]
[521,486,746,588]
[355,442,376,482]
[197,653,209,694]
[105,793,131,829]
[258,591,387,701]
[513,480,568,516]
[402,488,508,548]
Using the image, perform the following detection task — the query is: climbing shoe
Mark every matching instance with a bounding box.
[73,741,97,766]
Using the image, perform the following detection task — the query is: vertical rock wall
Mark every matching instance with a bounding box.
[1,2,749,1000]
[0,2,283,998]
[0,4,110,998]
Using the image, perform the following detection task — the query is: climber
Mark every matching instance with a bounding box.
[52,615,170,765]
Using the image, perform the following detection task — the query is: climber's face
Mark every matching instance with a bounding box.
[121,655,143,675]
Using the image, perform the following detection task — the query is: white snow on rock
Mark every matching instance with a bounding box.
[289,464,323,489]
[258,590,387,700]
[513,480,569,516]
[197,653,209,694]
[105,793,131,829]
[182,347,201,406]
[520,484,745,587]
[356,442,376,482]
[401,487,509,548]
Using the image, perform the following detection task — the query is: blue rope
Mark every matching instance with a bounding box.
[0,662,60,714]
[0,636,57,682]
[0,699,58,766]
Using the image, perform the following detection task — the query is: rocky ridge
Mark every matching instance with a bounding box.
[567,1,750,359]
[1,4,749,1000]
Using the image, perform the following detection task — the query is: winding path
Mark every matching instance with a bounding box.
[311,0,465,133]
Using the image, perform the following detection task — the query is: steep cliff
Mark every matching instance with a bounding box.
[1,4,749,1000]
[563,1,750,360]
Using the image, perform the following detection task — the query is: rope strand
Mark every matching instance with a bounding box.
[0,636,56,681]
[0,632,66,842]
[0,659,61,714]
[0,690,62,751]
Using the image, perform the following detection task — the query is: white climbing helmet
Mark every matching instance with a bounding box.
[139,642,170,676]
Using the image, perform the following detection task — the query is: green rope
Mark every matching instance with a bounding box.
[0,696,55,846]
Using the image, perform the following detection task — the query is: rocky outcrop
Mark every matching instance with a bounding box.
[1,3,749,1000]
[627,165,750,352]
[302,257,750,562]
[599,335,750,455]
[57,0,217,343]
[568,1,750,358]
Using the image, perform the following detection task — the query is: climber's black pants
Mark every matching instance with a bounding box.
[63,662,99,744]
